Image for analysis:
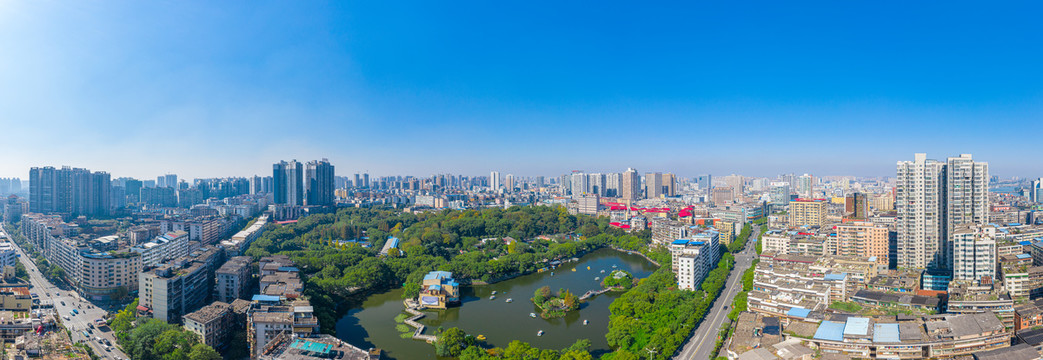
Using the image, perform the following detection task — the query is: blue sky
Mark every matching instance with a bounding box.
[1,1,1041,180]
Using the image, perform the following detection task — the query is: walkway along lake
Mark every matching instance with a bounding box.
[336,248,659,360]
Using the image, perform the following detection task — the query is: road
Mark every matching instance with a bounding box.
[0,224,128,360]
[674,224,760,360]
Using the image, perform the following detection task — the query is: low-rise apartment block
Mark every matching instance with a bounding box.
[131,231,190,267]
[215,256,253,303]
[138,246,225,323]
[184,301,235,350]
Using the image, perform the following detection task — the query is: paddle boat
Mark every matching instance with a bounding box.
[537,330,544,336]
[530,313,537,318]
[506,298,513,303]
[476,335,486,340]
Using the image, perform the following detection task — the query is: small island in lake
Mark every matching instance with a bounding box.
[601,270,635,290]
[531,286,579,319]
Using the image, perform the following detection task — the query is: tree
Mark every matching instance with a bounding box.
[435,327,469,357]
[187,343,222,360]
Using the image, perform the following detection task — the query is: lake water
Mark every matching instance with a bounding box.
[336,248,659,359]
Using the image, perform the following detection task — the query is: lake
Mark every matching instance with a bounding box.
[336,248,659,359]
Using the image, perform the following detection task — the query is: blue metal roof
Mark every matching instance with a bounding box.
[1021,241,1033,246]
[1018,253,1033,259]
[690,241,705,246]
[844,317,871,336]
[428,284,441,291]
[824,273,847,281]
[252,294,281,302]
[671,239,689,245]
[873,323,900,343]
[813,321,846,341]
[423,271,453,281]
[786,307,811,318]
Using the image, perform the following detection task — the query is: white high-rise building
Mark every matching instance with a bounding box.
[605,173,621,198]
[570,172,589,196]
[944,154,989,268]
[896,153,946,269]
[951,225,996,282]
[896,153,989,271]
[1032,178,1043,203]
[490,171,500,191]
[796,174,814,199]
[589,173,607,197]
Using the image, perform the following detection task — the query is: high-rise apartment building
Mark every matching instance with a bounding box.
[605,173,621,197]
[1032,178,1043,203]
[895,153,989,271]
[835,221,889,266]
[644,172,663,199]
[589,173,607,196]
[951,225,996,282]
[845,192,869,219]
[28,166,59,214]
[945,154,989,265]
[896,154,946,270]
[769,182,791,204]
[273,160,303,206]
[722,175,745,199]
[535,176,545,188]
[788,199,826,227]
[304,159,335,206]
[662,173,676,197]
[797,174,814,198]
[490,171,500,191]
[504,174,515,192]
[570,172,589,196]
[711,186,734,205]
[621,168,641,201]
[695,175,712,191]
[29,166,110,216]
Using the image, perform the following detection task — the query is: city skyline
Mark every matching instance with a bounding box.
[2,2,1043,179]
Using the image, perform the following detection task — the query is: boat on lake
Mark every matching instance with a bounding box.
[571,268,576,272]
[489,295,496,300]
[595,277,600,281]
[537,330,544,336]
[492,291,497,295]
[530,313,537,318]
[600,270,605,273]
[476,335,486,340]
[583,320,589,325]
[612,264,617,268]
[506,298,512,303]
